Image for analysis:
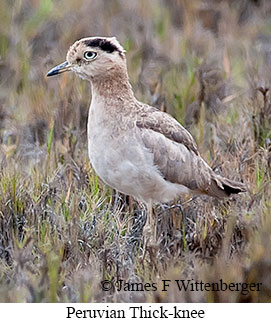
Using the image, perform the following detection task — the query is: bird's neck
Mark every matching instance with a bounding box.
[90,65,135,105]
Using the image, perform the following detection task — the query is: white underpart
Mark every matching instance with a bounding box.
[87,93,190,204]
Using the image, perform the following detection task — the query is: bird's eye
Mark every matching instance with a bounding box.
[83,51,97,60]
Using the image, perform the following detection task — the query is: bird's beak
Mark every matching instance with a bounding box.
[47,61,72,77]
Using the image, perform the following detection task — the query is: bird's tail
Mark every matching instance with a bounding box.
[206,174,247,199]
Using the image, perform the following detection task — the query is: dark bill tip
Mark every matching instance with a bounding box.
[47,61,71,77]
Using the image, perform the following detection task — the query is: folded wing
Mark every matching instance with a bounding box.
[136,106,246,198]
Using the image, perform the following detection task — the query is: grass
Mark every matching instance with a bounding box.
[0,0,271,302]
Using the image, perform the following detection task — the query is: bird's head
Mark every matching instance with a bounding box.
[47,36,126,80]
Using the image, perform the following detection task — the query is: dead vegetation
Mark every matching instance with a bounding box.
[0,0,271,302]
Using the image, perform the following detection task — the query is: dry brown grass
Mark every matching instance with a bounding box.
[0,0,271,302]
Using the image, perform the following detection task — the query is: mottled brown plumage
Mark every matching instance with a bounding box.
[136,105,199,155]
[135,102,246,199]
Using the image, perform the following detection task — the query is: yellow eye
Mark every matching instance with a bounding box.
[83,51,97,60]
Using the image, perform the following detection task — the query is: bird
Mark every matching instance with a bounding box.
[47,36,246,242]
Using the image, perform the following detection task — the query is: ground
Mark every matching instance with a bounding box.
[0,0,271,302]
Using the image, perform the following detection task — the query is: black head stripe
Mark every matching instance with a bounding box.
[84,38,119,53]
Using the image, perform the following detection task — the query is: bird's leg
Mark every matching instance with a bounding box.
[142,201,157,246]
[148,201,157,242]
